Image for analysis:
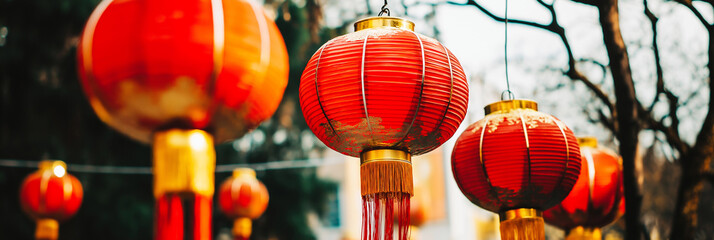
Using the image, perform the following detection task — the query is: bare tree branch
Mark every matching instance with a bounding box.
[446,0,616,115]
[674,0,711,27]
[641,0,690,156]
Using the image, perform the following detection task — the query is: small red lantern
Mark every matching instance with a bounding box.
[543,137,624,240]
[77,0,287,239]
[451,100,581,240]
[218,168,269,240]
[299,17,468,240]
[20,161,83,240]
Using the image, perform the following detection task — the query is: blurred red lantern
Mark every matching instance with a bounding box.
[218,168,269,240]
[299,16,468,240]
[451,100,581,240]
[20,161,83,240]
[78,0,287,239]
[544,137,624,240]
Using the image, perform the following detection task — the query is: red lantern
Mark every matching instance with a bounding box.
[451,100,581,240]
[20,161,83,240]
[543,137,624,240]
[299,17,468,240]
[77,0,287,239]
[218,168,269,240]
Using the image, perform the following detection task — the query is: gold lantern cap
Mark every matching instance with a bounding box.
[38,160,67,178]
[354,16,415,31]
[233,168,257,178]
[484,99,538,115]
[577,137,598,148]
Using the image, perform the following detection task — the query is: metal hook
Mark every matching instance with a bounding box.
[378,0,390,16]
[501,90,515,101]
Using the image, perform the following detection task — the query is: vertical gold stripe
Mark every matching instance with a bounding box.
[583,147,596,211]
[211,0,226,81]
[80,0,112,80]
[360,36,374,142]
[62,176,73,206]
[248,1,270,72]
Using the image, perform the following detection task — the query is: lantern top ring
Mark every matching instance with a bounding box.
[484,99,538,115]
[577,137,598,148]
[499,208,542,222]
[354,17,415,32]
[233,168,257,178]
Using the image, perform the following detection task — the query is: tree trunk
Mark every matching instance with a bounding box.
[670,25,714,239]
[597,1,643,239]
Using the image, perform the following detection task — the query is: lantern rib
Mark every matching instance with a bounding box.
[478,117,500,206]
[584,148,596,216]
[210,0,226,93]
[395,32,427,148]
[430,42,455,146]
[249,0,271,76]
[62,175,73,204]
[314,41,341,140]
[550,115,571,205]
[39,170,52,213]
[518,112,532,190]
[360,36,375,142]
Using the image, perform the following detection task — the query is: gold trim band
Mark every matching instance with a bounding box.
[354,16,415,31]
[233,168,256,178]
[360,149,411,164]
[499,208,542,222]
[577,137,598,148]
[484,99,538,115]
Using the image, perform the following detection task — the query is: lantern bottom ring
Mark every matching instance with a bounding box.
[359,149,413,196]
[499,208,542,221]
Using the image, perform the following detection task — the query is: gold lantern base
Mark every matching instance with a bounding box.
[152,129,215,198]
[359,149,413,196]
[233,217,252,239]
[498,208,545,240]
[566,226,602,240]
[35,218,59,240]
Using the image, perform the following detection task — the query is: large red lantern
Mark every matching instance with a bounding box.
[299,17,468,240]
[451,100,581,240]
[543,137,625,240]
[20,161,83,240]
[77,0,287,239]
[218,168,269,240]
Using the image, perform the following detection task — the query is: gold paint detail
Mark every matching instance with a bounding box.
[35,218,59,240]
[354,16,415,31]
[499,208,543,221]
[484,99,538,115]
[153,129,216,198]
[233,217,252,238]
[565,226,602,240]
[360,149,413,196]
[577,137,598,148]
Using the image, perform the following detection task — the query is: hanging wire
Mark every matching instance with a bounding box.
[0,158,345,175]
[501,0,515,101]
[378,0,391,16]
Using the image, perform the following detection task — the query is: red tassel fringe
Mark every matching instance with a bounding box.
[362,193,411,240]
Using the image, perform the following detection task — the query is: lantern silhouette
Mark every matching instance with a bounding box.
[451,100,581,240]
[299,16,468,240]
[544,137,625,240]
[218,168,269,240]
[20,161,83,240]
[78,0,287,239]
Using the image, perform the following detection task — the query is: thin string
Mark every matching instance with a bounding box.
[502,0,515,101]
[379,0,390,16]
[0,158,345,174]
